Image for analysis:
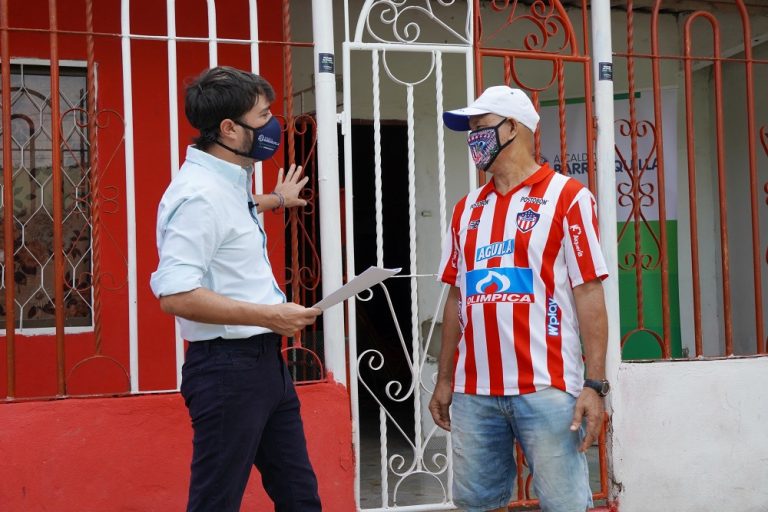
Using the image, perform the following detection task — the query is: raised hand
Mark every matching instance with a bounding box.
[273,164,309,208]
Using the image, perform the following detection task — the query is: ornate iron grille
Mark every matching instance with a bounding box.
[0,63,93,331]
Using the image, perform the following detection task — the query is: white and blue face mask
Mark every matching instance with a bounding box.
[467,118,515,172]
[217,116,282,162]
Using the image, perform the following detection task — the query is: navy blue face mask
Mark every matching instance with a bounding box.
[216,116,282,161]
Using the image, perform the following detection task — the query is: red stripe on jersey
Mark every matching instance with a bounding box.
[530,173,567,390]
[557,178,584,219]
[540,195,566,391]
[567,199,598,282]
[459,185,492,394]
[512,176,552,395]
[463,305,478,394]
[462,186,493,273]
[440,200,468,284]
[484,193,513,395]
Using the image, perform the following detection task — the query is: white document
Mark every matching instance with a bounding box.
[312,266,401,311]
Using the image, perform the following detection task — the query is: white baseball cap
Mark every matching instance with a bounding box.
[443,85,540,133]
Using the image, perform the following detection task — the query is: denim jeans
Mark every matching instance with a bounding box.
[180,334,321,512]
[451,388,592,512]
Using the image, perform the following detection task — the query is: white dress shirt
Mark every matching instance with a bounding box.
[150,146,286,341]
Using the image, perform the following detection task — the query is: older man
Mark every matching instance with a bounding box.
[429,85,610,512]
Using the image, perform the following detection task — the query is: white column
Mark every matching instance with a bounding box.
[591,0,620,404]
[120,0,139,393]
[166,0,185,389]
[311,0,346,387]
[591,2,620,502]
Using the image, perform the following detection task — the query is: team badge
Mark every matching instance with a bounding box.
[516,209,540,233]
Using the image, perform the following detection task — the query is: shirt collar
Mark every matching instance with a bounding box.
[184,145,251,186]
[480,163,554,200]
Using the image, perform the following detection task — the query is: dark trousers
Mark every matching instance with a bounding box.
[180,334,321,512]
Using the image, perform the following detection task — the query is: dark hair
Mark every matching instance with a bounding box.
[184,66,275,150]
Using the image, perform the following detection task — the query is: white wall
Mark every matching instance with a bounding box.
[612,357,768,511]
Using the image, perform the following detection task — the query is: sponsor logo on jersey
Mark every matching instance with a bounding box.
[569,224,584,257]
[546,296,560,337]
[465,267,534,305]
[475,239,514,261]
[516,209,540,233]
[470,199,489,209]
[468,220,481,230]
[520,196,548,205]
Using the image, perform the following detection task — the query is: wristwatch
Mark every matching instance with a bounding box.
[583,379,610,397]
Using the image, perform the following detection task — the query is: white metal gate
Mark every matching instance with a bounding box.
[341,1,475,510]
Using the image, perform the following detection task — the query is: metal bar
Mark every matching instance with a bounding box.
[371,50,384,268]
[531,91,541,160]
[650,2,671,358]
[120,0,139,392]
[434,51,447,240]
[379,405,388,507]
[478,47,589,63]
[0,0,16,399]
[580,0,596,195]
[48,0,67,396]
[735,2,765,354]
[4,26,314,46]
[614,50,768,65]
[166,0,184,388]
[342,40,363,511]
[206,0,217,66]
[282,0,301,349]
[405,83,423,470]
[556,60,567,176]
[626,0,645,332]
[248,0,265,227]
[346,41,472,54]
[85,0,102,355]
[465,38,477,192]
[682,17,704,356]
[684,12,733,355]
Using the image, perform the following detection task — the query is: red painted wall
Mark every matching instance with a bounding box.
[0,384,356,511]
[0,0,292,397]
[0,3,354,509]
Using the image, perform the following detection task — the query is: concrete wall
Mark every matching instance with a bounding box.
[0,385,355,512]
[611,357,768,511]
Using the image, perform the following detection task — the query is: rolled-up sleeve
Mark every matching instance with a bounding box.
[150,194,223,298]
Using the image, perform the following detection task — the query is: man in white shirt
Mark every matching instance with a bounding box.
[150,66,322,512]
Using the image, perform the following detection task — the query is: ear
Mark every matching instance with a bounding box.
[506,118,519,140]
[218,118,238,140]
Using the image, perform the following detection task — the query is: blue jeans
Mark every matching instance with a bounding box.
[180,334,321,512]
[451,388,592,512]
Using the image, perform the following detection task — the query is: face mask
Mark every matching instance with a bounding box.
[467,118,515,172]
[216,116,282,161]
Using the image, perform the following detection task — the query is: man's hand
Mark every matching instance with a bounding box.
[273,164,309,208]
[570,388,604,452]
[265,303,321,336]
[429,381,453,431]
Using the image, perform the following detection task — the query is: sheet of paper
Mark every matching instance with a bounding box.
[312,266,401,311]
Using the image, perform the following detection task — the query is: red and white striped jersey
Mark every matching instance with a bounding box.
[437,164,608,397]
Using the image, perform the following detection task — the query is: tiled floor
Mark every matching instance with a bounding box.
[358,428,604,511]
